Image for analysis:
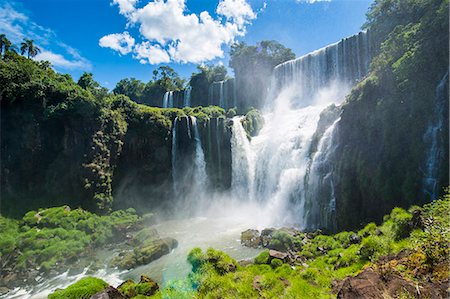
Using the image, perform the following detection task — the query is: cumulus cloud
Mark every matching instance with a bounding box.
[99,31,135,55]
[217,0,256,28]
[134,42,170,64]
[0,1,91,71]
[112,0,138,15]
[100,0,258,64]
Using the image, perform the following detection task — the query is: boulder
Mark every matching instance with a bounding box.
[241,229,261,248]
[269,250,288,261]
[90,286,125,299]
[117,275,159,297]
[112,237,178,269]
[260,228,275,247]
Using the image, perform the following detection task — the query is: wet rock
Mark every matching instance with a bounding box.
[0,287,11,296]
[260,228,275,247]
[349,233,361,244]
[269,250,288,261]
[132,228,160,246]
[112,237,178,270]
[238,259,254,267]
[90,286,125,299]
[241,229,261,248]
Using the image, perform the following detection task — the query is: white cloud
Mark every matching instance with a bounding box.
[112,0,138,15]
[34,50,90,69]
[0,2,91,71]
[216,0,256,28]
[99,31,135,55]
[134,41,170,64]
[100,0,257,64]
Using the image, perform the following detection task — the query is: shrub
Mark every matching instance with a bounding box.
[270,258,283,269]
[254,250,270,264]
[389,207,413,240]
[48,277,108,299]
[359,235,387,261]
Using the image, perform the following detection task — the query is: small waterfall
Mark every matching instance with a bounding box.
[172,117,179,193]
[163,91,174,108]
[422,71,448,199]
[208,79,235,109]
[304,118,340,229]
[219,81,224,108]
[184,86,192,107]
[231,116,254,199]
[191,116,207,189]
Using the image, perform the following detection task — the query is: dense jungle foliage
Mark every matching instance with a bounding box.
[329,0,449,230]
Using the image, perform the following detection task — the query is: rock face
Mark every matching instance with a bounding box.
[336,268,448,299]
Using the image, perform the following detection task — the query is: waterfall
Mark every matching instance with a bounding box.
[231,117,254,199]
[172,117,179,193]
[304,118,340,229]
[163,92,169,108]
[270,31,373,108]
[191,116,207,189]
[219,81,225,108]
[163,91,174,108]
[184,86,192,107]
[422,71,448,199]
[208,79,235,109]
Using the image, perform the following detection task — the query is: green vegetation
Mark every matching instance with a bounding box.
[230,40,295,110]
[330,0,449,230]
[241,108,264,138]
[48,277,109,299]
[168,191,449,298]
[0,48,230,216]
[0,206,139,272]
[117,275,159,298]
[113,66,186,106]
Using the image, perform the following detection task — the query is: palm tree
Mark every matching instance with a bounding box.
[20,39,40,58]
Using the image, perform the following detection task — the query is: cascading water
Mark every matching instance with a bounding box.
[191,116,207,190]
[219,81,224,108]
[11,31,378,297]
[269,31,374,108]
[183,86,192,107]
[422,71,448,199]
[231,116,255,199]
[304,118,341,230]
[163,91,174,108]
[208,79,236,109]
[229,31,374,229]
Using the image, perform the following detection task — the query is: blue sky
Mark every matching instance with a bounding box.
[1,0,373,89]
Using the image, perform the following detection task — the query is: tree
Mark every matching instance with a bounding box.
[78,72,100,90]
[152,65,185,91]
[113,78,146,102]
[20,39,41,58]
[0,35,17,57]
[229,40,295,110]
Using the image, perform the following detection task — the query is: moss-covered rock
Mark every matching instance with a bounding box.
[48,277,108,299]
[111,237,178,270]
[117,275,159,298]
